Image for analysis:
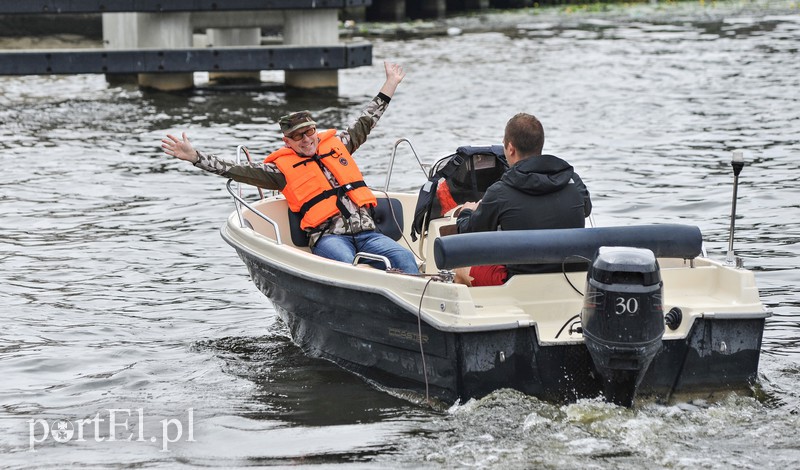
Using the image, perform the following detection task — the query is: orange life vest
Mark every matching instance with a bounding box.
[264,129,377,230]
[435,179,458,216]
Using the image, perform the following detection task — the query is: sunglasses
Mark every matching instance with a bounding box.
[288,127,316,141]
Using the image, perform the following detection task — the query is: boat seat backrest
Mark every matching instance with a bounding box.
[371,197,405,241]
[288,197,405,247]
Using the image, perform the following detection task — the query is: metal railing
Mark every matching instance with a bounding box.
[227,145,281,244]
[226,180,282,245]
[383,138,429,192]
[352,253,392,270]
[236,145,264,200]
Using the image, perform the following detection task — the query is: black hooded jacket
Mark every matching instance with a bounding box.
[456,154,592,276]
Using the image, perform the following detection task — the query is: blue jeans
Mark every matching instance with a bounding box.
[312,231,419,273]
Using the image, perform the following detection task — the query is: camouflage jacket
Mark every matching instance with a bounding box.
[194,93,392,247]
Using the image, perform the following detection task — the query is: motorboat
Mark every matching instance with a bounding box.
[219,143,769,407]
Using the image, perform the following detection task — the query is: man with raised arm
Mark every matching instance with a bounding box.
[161,62,419,273]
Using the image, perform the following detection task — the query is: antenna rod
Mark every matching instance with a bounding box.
[726,150,745,265]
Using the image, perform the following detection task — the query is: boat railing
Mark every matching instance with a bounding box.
[235,145,264,198]
[352,252,392,270]
[226,179,283,245]
[383,138,430,192]
[227,145,282,244]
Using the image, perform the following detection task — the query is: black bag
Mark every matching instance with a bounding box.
[410,145,507,241]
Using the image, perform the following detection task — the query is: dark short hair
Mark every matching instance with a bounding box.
[504,113,544,157]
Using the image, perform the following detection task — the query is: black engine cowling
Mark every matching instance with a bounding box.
[581,246,664,407]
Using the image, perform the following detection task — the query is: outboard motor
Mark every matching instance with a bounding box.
[581,246,664,407]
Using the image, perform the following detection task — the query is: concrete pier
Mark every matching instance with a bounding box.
[0,0,510,91]
[283,9,339,90]
[205,27,261,85]
[1,1,373,92]
[138,14,194,91]
[102,10,342,91]
[101,13,137,85]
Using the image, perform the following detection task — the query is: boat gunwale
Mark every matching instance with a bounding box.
[220,218,538,334]
[221,214,771,341]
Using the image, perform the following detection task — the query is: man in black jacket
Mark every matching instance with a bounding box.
[455,113,592,285]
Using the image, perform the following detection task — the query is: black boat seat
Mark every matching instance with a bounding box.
[434,224,703,270]
[288,197,405,247]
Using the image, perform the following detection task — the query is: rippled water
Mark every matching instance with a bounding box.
[2,3,799,468]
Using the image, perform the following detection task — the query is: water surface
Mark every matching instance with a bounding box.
[1,3,799,468]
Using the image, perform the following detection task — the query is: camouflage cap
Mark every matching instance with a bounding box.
[279,111,316,135]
